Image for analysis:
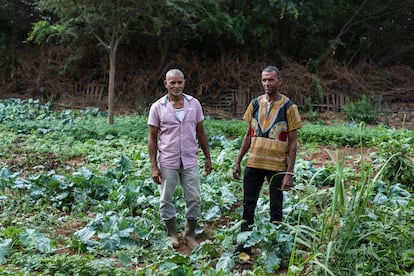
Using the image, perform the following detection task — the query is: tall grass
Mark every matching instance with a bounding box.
[285,124,410,275]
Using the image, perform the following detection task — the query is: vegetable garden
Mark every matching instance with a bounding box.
[0,98,413,275]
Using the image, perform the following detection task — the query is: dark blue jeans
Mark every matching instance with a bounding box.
[241,167,284,232]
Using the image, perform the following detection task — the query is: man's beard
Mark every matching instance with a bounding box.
[171,90,183,96]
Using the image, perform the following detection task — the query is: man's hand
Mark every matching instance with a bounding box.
[205,159,212,175]
[233,163,242,180]
[151,167,162,184]
[280,173,294,191]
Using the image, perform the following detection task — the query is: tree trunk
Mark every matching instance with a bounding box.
[147,36,171,99]
[107,41,118,125]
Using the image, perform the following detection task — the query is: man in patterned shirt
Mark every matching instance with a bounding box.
[233,65,302,255]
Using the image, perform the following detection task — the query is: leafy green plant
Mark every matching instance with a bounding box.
[204,119,247,138]
[342,95,379,124]
[372,135,414,187]
[0,238,12,265]
[19,228,58,253]
[1,99,414,275]
[312,76,324,104]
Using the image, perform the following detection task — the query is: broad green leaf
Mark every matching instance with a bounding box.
[75,227,96,243]
[215,252,234,271]
[245,230,262,247]
[263,251,281,273]
[163,254,190,264]
[19,228,57,253]
[236,231,251,245]
[0,239,12,265]
[203,205,221,221]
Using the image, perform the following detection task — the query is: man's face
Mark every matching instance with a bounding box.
[261,71,282,95]
[164,74,185,97]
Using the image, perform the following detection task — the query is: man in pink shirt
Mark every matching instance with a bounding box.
[148,69,212,249]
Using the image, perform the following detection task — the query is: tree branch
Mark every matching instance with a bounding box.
[94,34,110,50]
[336,0,368,39]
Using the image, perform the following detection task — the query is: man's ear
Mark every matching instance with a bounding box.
[277,78,283,85]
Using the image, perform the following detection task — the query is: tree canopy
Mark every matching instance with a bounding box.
[2,0,411,66]
[0,0,413,115]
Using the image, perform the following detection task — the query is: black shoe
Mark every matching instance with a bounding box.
[234,244,251,255]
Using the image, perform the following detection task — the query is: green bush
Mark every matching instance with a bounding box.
[342,95,378,124]
[373,135,414,188]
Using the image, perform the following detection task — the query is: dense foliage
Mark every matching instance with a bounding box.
[2,0,413,66]
[1,0,414,124]
[1,99,413,275]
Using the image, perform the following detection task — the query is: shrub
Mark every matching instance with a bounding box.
[342,95,378,124]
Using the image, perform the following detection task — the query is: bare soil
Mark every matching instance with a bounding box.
[300,145,376,171]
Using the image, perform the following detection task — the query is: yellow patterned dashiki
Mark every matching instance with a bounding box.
[243,94,302,171]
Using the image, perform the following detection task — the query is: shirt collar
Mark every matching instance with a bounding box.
[161,93,193,106]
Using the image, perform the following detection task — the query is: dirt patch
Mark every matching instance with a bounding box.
[303,108,414,131]
[301,145,377,171]
[64,156,85,168]
[6,151,62,174]
[55,220,87,237]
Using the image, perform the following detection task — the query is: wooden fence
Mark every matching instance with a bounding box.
[203,90,348,119]
[61,83,107,108]
[61,83,347,118]
[203,89,259,119]
[77,83,106,105]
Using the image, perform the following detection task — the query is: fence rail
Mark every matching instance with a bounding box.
[204,90,348,119]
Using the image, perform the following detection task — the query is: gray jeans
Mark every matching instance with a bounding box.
[159,165,201,221]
